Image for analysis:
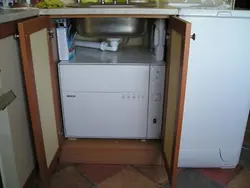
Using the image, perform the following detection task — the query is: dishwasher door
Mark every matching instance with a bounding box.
[59,64,150,138]
[62,91,148,138]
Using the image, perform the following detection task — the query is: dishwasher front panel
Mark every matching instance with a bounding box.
[62,91,148,138]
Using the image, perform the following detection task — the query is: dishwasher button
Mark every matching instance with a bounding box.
[153,118,157,124]
[153,94,161,101]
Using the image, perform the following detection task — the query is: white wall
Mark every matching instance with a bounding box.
[0,110,20,188]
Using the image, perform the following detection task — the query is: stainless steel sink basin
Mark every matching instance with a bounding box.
[72,3,151,37]
[76,18,147,38]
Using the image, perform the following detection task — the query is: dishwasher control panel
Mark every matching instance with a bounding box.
[147,65,165,139]
[121,93,145,100]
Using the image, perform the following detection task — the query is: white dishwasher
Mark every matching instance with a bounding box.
[58,48,165,139]
[60,64,149,138]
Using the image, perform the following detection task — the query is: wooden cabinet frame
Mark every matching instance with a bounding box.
[162,17,191,187]
[18,16,62,184]
[17,15,191,187]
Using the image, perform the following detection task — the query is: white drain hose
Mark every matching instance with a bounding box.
[75,40,101,49]
[75,38,121,52]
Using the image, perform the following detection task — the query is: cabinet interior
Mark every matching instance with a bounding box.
[53,17,170,165]
[56,18,169,59]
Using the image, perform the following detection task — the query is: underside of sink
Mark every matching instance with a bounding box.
[76,18,147,38]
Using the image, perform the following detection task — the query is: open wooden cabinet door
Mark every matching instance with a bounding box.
[162,17,191,188]
[18,16,62,185]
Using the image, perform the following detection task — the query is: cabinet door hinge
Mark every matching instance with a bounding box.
[48,29,54,39]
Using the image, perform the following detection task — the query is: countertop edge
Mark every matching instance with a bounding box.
[0,7,179,24]
[2,5,248,25]
[0,9,39,24]
[38,7,179,16]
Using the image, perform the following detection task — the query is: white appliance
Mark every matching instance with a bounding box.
[149,19,166,61]
[177,9,250,168]
[58,47,165,139]
[56,19,76,61]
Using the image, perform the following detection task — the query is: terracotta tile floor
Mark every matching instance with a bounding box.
[49,166,93,188]
[41,164,247,188]
[37,149,250,188]
[194,166,243,186]
[134,165,169,185]
[228,169,250,188]
[98,166,158,188]
[76,164,125,184]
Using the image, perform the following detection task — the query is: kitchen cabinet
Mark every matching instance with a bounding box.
[13,11,250,188]
[15,15,190,187]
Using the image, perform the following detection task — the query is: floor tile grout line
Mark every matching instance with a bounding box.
[96,164,128,184]
[131,165,158,183]
[172,169,228,188]
[55,164,74,173]
[158,181,169,186]
[189,168,227,188]
[131,165,170,186]
[74,164,128,186]
[193,166,245,187]
[98,164,129,184]
[72,165,97,187]
[226,168,248,187]
[91,165,163,188]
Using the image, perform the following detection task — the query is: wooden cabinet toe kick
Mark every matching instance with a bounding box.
[60,139,164,166]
